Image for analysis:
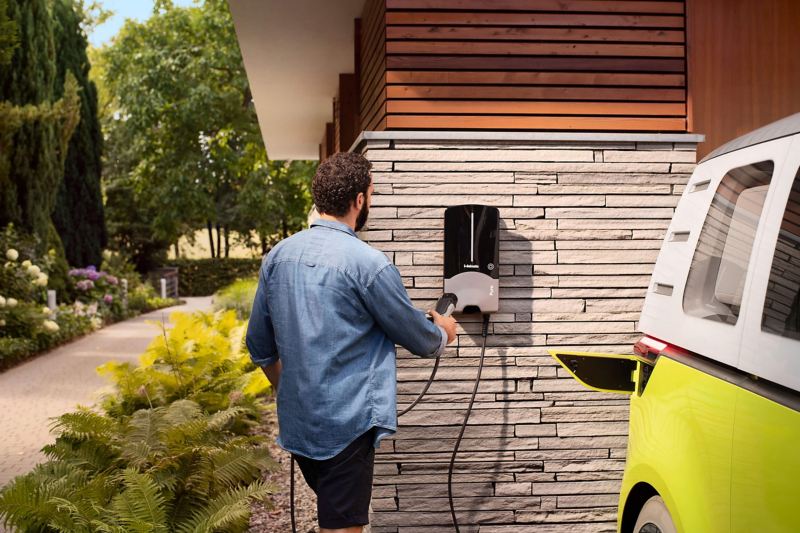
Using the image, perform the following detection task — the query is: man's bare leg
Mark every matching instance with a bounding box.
[320,527,362,533]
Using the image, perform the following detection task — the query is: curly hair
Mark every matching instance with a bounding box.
[312,152,372,217]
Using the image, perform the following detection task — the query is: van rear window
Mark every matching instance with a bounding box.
[762,167,800,340]
[683,161,773,324]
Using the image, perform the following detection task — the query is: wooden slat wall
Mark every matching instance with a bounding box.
[688,0,800,158]
[361,0,388,131]
[359,0,688,132]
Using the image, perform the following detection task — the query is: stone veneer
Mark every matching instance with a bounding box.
[352,132,702,533]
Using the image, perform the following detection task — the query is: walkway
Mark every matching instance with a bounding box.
[0,297,213,488]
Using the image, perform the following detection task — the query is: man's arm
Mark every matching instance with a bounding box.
[261,360,282,392]
[245,269,280,386]
[362,263,457,358]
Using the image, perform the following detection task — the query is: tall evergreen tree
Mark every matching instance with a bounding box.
[51,0,106,268]
[0,0,80,290]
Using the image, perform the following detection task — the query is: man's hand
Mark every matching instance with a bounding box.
[430,310,457,344]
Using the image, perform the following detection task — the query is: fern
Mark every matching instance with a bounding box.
[175,480,275,533]
[0,311,278,533]
[108,469,169,532]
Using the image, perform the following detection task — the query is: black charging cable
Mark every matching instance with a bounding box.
[448,313,490,533]
[290,457,297,533]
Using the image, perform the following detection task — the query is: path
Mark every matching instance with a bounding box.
[0,297,213,488]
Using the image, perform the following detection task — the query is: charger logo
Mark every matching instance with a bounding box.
[490,285,494,296]
[463,263,479,269]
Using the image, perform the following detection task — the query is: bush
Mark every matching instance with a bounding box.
[168,258,262,297]
[97,310,270,420]
[213,278,257,319]
[0,311,276,532]
[0,401,276,532]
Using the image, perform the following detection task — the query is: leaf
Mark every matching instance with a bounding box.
[109,469,169,532]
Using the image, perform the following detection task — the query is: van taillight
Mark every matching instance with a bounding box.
[634,336,668,359]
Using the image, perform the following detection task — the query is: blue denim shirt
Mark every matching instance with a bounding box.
[245,219,447,460]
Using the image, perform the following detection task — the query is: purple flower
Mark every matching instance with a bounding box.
[87,265,97,272]
[76,279,94,291]
[103,294,113,304]
[106,275,119,285]
[87,271,101,281]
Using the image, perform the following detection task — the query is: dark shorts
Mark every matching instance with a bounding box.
[293,429,375,529]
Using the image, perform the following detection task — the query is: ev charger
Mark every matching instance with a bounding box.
[444,204,500,314]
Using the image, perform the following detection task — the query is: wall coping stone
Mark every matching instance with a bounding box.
[350,131,705,153]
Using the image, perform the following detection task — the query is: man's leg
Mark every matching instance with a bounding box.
[294,430,375,532]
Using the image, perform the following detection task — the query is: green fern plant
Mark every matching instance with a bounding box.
[0,401,276,532]
[0,310,278,532]
[97,310,270,424]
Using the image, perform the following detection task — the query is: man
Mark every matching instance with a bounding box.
[246,152,458,533]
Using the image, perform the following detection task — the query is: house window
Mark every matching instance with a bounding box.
[683,161,773,324]
[762,167,800,340]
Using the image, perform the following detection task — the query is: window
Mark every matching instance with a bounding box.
[683,161,773,324]
[762,167,800,340]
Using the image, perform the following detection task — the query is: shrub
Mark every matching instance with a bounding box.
[97,310,270,422]
[0,401,276,532]
[0,311,277,532]
[213,278,257,319]
[168,258,262,296]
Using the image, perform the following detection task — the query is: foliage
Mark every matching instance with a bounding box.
[169,258,262,296]
[0,303,94,369]
[0,0,82,290]
[0,311,277,530]
[0,0,18,65]
[213,278,257,319]
[97,0,315,262]
[0,401,276,532]
[97,311,270,420]
[233,159,315,252]
[51,0,107,268]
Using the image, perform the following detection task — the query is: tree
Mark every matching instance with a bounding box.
[0,0,18,65]
[99,0,314,262]
[0,0,81,289]
[51,0,106,269]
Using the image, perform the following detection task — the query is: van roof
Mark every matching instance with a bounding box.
[700,112,800,164]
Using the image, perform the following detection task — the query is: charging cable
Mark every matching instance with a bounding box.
[448,313,490,533]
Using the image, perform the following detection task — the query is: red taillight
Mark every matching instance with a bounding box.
[634,336,668,359]
[633,336,686,359]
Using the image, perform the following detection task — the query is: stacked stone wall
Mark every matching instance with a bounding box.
[356,135,698,532]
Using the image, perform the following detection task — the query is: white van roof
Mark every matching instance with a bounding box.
[700,112,800,163]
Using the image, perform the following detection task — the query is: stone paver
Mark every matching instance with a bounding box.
[0,297,213,488]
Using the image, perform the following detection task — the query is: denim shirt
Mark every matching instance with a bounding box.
[245,219,447,460]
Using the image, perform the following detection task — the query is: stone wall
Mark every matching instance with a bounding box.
[355,133,700,532]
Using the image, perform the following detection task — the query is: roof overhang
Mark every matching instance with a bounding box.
[227,0,364,160]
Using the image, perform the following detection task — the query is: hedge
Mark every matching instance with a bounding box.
[168,258,263,296]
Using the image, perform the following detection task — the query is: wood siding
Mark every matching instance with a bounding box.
[688,0,800,158]
[361,0,388,131]
[359,0,688,133]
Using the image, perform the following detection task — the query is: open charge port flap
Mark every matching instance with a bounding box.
[549,350,655,395]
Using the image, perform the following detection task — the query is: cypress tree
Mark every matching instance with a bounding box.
[0,0,79,290]
[51,0,106,268]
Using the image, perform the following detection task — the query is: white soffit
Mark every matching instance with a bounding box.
[227,0,364,160]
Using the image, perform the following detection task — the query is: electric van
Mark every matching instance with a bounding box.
[550,113,800,533]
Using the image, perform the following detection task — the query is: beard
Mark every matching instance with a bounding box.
[355,200,370,232]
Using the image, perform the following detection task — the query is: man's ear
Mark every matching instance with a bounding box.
[355,191,365,210]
